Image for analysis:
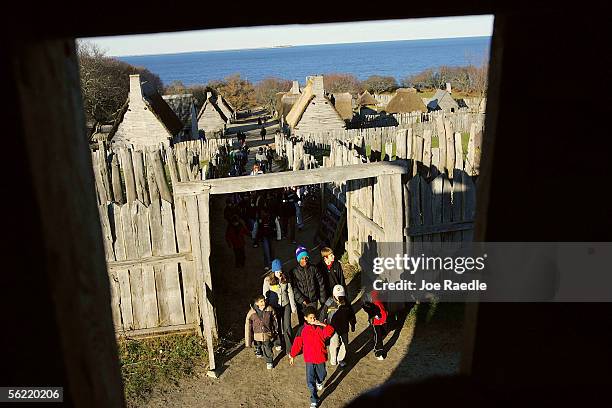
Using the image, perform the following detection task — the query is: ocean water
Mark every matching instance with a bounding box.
[119,36,490,86]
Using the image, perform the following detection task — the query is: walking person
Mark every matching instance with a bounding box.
[245,294,279,370]
[250,163,264,176]
[255,147,267,172]
[246,191,260,247]
[260,125,267,141]
[318,247,347,300]
[295,186,305,229]
[319,285,356,367]
[265,144,274,173]
[280,187,297,243]
[290,246,327,325]
[225,215,248,268]
[257,209,275,270]
[289,306,335,408]
[263,259,297,352]
[362,290,388,360]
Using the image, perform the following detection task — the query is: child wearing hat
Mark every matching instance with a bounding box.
[291,246,327,325]
[319,285,356,367]
[263,258,297,351]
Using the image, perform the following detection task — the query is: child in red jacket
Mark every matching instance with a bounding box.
[362,290,388,360]
[289,305,335,408]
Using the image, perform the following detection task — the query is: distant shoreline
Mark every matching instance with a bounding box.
[113,36,491,58]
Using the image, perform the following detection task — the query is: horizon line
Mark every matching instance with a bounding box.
[107,35,491,58]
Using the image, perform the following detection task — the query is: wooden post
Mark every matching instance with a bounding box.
[185,190,216,372]
[12,38,124,406]
[445,119,455,178]
[110,153,124,204]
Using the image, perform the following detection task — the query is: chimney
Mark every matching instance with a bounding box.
[312,75,324,97]
[129,74,143,103]
[446,82,452,94]
[290,80,300,94]
[206,91,212,100]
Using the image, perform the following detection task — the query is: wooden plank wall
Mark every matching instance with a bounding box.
[91,138,229,337]
[320,119,480,264]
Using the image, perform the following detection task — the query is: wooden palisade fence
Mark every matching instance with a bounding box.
[91,138,230,363]
[275,111,483,266]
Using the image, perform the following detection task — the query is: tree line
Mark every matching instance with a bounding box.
[78,41,488,130]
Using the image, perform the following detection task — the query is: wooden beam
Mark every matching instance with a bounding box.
[352,205,385,237]
[116,323,199,339]
[107,253,192,270]
[405,220,474,236]
[175,160,410,196]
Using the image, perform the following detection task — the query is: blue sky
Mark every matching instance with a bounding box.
[82,15,494,57]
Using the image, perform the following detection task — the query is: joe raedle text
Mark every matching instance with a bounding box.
[373,279,487,292]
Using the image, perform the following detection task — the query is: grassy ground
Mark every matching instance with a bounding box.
[118,334,208,407]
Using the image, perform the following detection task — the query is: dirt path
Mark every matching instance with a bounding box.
[145,113,464,407]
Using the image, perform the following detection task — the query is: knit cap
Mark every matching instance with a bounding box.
[271,258,282,272]
[295,245,309,263]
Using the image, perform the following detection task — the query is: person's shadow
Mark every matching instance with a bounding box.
[317,326,373,403]
[318,304,412,404]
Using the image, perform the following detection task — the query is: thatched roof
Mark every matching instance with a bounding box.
[198,97,228,123]
[141,82,184,135]
[357,90,378,106]
[280,93,300,119]
[385,88,427,113]
[333,92,354,120]
[286,78,315,128]
[217,94,235,114]
[163,94,195,126]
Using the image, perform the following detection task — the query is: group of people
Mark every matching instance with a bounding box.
[224,187,306,269]
[245,246,389,408]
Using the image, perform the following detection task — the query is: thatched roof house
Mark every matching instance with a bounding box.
[385,88,428,114]
[332,92,354,121]
[162,94,198,141]
[197,92,228,135]
[285,75,346,134]
[357,90,378,107]
[426,89,459,112]
[109,74,184,148]
[276,80,301,123]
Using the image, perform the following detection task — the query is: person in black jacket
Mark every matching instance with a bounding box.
[319,247,347,301]
[291,246,327,324]
[319,285,356,367]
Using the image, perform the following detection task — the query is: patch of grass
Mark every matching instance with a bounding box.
[365,145,371,158]
[461,132,470,159]
[431,136,439,149]
[119,334,208,407]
